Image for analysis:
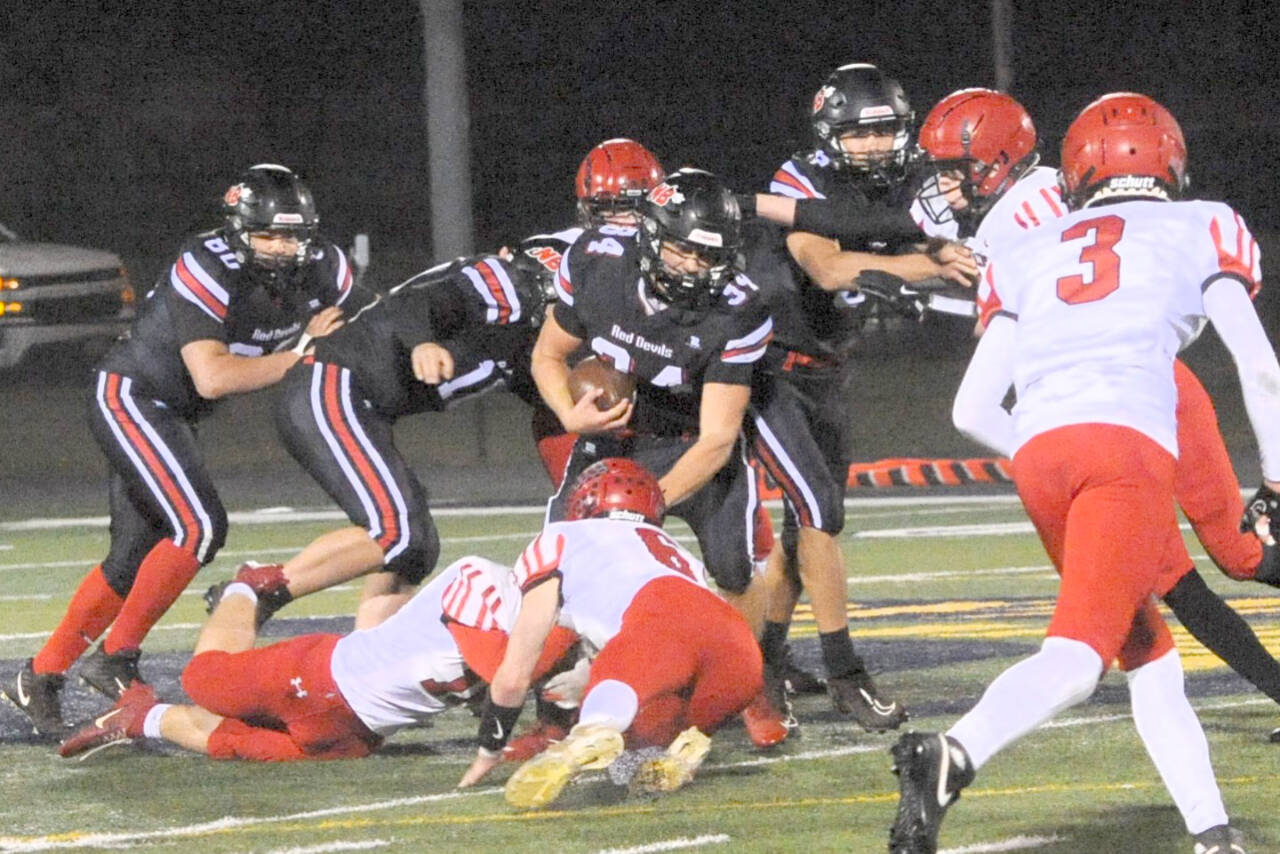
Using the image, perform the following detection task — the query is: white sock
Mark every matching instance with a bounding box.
[142,703,173,739]
[1127,649,1229,835]
[221,582,258,604]
[577,678,639,732]
[947,636,1102,769]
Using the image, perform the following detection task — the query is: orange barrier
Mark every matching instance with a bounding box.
[754,457,1013,500]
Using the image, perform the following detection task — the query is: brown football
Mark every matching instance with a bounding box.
[568,356,637,411]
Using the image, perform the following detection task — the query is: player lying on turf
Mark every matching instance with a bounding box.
[457,458,763,808]
[59,556,577,761]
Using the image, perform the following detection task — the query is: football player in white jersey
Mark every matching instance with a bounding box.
[457,458,763,808]
[58,556,577,761]
[889,93,1269,854]
[922,88,1280,742]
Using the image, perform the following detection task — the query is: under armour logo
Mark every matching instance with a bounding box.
[290,676,308,699]
[688,335,701,349]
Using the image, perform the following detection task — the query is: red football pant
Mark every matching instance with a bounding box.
[1013,424,1183,670]
[447,623,580,684]
[586,577,763,747]
[537,433,579,489]
[182,634,380,761]
[1172,359,1261,582]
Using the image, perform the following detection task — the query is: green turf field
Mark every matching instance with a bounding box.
[1,497,1278,853]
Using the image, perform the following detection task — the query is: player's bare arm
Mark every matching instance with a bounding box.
[785,231,976,292]
[181,339,303,399]
[531,311,632,434]
[658,381,750,507]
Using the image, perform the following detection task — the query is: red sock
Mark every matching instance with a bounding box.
[103,540,200,654]
[33,566,125,674]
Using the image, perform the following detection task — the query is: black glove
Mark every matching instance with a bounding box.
[1240,482,1280,534]
[855,270,928,320]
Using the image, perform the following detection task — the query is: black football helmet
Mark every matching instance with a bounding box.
[637,169,741,312]
[509,234,564,327]
[810,63,914,186]
[222,164,319,283]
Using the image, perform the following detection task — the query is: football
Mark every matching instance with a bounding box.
[568,356,637,411]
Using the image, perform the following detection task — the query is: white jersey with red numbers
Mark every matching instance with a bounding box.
[980,198,1261,456]
[329,556,518,736]
[513,518,710,650]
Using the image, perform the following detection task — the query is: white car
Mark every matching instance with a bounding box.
[0,222,135,368]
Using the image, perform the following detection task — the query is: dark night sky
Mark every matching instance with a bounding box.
[2,0,1277,289]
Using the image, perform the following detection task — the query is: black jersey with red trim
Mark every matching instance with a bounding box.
[746,150,920,360]
[313,236,570,418]
[552,225,773,437]
[98,229,361,418]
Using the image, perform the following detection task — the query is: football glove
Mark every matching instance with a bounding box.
[1240,482,1280,539]
[855,270,931,320]
[541,655,592,709]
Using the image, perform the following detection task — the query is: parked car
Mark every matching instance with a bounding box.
[0,221,134,368]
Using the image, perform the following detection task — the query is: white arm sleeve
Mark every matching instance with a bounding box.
[952,314,1017,457]
[1204,279,1280,480]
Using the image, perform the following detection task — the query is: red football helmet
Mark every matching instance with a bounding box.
[917,88,1038,221]
[1059,92,1188,210]
[575,138,664,227]
[566,458,666,527]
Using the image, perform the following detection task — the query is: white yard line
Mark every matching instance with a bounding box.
[940,836,1060,853]
[595,835,731,854]
[262,841,393,854]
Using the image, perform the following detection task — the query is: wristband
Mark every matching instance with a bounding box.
[734,192,757,218]
[291,332,314,356]
[477,698,523,752]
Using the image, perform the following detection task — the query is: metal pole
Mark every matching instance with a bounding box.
[991,0,1014,92]
[420,0,474,259]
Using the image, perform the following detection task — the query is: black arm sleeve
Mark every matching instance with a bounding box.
[386,262,474,352]
[792,197,923,245]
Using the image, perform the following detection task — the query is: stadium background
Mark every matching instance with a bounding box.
[1,0,1277,513]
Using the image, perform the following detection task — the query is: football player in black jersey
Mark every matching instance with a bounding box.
[742,65,978,735]
[4,165,360,738]
[533,168,775,667]
[204,237,563,630]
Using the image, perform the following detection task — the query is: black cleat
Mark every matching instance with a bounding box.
[78,645,144,700]
[1193,824,1246,854]
[2,659,68,739]
[888,732,975,854]
[828,670,908,732]
[778,645,827,695]
[204,561,292,628]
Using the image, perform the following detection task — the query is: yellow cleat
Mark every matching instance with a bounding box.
[504,723,624,809]
[632,726,711,793]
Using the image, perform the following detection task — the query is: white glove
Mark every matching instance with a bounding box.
[541,656,592,709]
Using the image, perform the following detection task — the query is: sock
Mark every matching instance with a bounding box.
[142,703,173,739]
[1164,569,1280,704]
[947,636,1102,769]
[578,678,639,732]
[819,628,862,679]
[1127,648,1229,835]
[33,566,125,674]
[221,582,258,605]
[103,540,200,655]
[761,621,790,667]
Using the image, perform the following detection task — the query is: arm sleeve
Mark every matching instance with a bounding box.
[793,197,923,245]
[951,315,1016,457]
[1203,278,1280,480]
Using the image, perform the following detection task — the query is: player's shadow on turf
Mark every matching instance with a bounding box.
[1028,805,1209,853]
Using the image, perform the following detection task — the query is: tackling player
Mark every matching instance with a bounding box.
[3,165,359,738]
[457,459,763,807]
[889,93,1265,854]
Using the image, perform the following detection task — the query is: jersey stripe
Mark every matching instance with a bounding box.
[721,318,773,364]
[554,248,575,306]
[333,246,353,305]
[1039,187,1064,218]
[1209,213,1262,297]
[1019,201,1042,229]
[769,162,824,199]
[171,254,229,321]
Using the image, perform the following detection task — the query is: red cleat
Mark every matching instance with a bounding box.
[59,682,157,760]
[741,690,793,748]
[502,719,570,762]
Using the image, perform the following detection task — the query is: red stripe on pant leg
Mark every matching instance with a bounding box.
[321,366,400,551]
[753,436,814,528]
[104,374,201,548]
[33,565,124,674]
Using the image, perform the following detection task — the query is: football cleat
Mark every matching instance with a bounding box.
[741,666,796,748]
[204,561,293,627]
[2,659,68,739]
[78,645,144,700]
[888,732,975,854]
[827,670,908,732]
[504,723,624,809]
[58,681,157,760]
[631,726,712,793]
[1193,824,1246,854]
[502,719,570,762]
[778,645,827,695]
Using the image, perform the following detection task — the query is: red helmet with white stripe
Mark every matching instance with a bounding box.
[575,139,664,227]
[566,458,665,527]
[917,89,1038,222]
[1059,92,1188,210]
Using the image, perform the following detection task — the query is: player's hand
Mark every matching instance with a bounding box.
[929,241,979,287]
[305,306,346,339]
[411,342,455,385]
[457,748,502,788]
[561,389,633,435]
